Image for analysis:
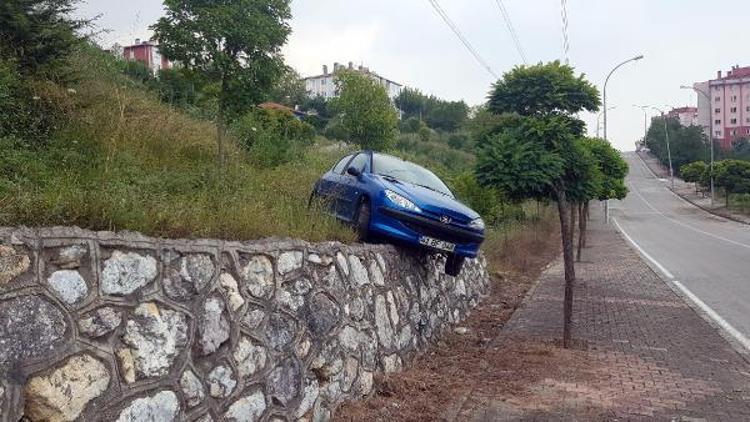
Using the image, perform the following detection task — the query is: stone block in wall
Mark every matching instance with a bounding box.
[41,240,96,309]
[0,238,35,293]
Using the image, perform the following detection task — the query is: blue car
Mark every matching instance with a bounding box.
[311,150,485,276]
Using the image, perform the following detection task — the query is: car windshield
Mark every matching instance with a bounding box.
[372,153,453,197]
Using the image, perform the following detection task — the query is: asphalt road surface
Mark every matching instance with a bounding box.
[611,152,750,348]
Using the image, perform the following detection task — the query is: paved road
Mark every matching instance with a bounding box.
[612,152,750,345]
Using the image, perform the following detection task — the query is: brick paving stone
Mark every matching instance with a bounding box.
[469,214,750,421]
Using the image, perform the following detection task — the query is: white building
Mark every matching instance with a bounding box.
[667,106,699,128]
[303,62,403,100]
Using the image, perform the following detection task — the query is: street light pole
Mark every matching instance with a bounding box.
[652,106,674,189]
[596,106,617,138]
[603,54,643,223]
[681,85,715,206]
[603,54,644,142]
[633,104,650,147]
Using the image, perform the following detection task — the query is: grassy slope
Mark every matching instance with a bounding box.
[0,46,354,242]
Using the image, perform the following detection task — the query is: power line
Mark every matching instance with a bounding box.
[561,0,570,64]
[427,0,499,79]
[492,0,527,64]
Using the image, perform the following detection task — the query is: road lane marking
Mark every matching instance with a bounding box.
[613,217,674,279]
[628,180,750,250]
[613,217,750,352]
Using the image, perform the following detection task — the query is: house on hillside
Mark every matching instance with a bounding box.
[123,39,172,74]
[303,62,403,100]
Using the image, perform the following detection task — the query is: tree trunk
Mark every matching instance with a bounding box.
[584,202,590,246]
[576,203,586,262]
[726,191,730,208]
[555,187,576,349]
[569,202,577,247]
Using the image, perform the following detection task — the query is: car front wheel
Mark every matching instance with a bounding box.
[355,199,371,242]
[445,253,465,277]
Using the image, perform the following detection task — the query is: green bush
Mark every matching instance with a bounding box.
[418,126,432,142]
[448,171,524,226]
[233,108,315,167]
[400,117,423,133]
[0,58,73,144]
[323,116,349,141]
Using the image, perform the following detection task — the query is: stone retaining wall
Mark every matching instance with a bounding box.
[0,226,489,421]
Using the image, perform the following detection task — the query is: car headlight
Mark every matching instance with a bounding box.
[469,218,485,231]
[385,190,421,213]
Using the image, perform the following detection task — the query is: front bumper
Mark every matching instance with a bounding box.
[372,206,484,257]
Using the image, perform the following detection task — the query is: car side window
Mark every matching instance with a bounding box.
[346,153,369,174]
[331,154,353,174]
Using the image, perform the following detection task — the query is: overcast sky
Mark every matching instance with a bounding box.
[78,0,750,151]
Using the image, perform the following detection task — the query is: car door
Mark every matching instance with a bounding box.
[315,154,354,215]
[339,152,370,221]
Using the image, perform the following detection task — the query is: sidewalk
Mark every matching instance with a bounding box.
[636,151,750,225]
[456,215,750,421]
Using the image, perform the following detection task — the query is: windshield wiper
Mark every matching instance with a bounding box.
[412,183,450,197]
[375,173,400,183]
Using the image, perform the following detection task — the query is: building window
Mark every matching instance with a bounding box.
[731,107,738,113]
[715,130,722,136]
[715,108,721,114]
[731,118,738,124]
[731,130,737,136]
[715,97,721,102]
[715,119,721,125]
[732,95,738,102]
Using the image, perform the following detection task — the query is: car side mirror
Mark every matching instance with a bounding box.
[347,167,362,178]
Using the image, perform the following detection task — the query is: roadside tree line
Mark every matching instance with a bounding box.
[681,160,750,207]
[474,62,628,347]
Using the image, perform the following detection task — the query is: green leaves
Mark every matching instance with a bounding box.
[330,70,398,151]
[715,160,750,196]
[152,0,292,118]
[680,161,708,185]
[645,116,708,170]
[488,61,600,117]
[580,137,629,201]
[476,61,624,206]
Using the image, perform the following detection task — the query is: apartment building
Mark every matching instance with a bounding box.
[695,65,750,149]
[303,62,403,100]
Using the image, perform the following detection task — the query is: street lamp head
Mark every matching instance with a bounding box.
[679,85,691,90]
[633,55,644,61]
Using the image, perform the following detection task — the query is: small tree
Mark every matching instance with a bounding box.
[152,0,292,165]
[0,0,89,75]
[331,70,398,151]
[477,61,600,347]
[680,161,708,194]
[714,160,750,207]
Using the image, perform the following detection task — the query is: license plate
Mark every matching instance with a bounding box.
[419,236,456,252]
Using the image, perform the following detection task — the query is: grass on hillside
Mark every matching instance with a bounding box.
[0,46,355,242]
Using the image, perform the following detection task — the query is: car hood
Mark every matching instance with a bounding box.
[374,175,481,223]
